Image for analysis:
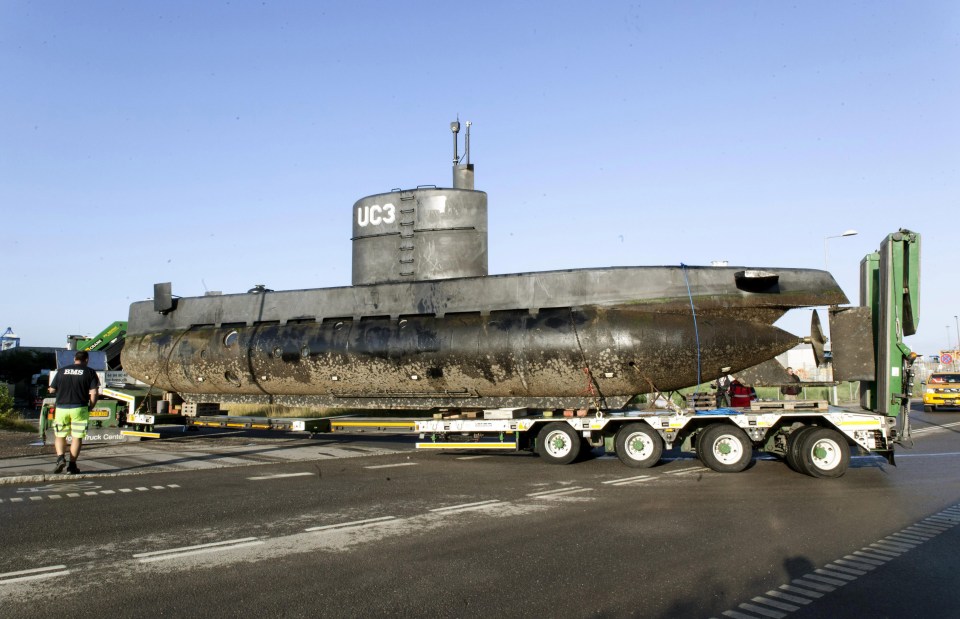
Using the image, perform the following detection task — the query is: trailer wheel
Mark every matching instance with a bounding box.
[923,405,933,412]
[785,426,818,473]
[798,428,850,478]
[697,424,752,473]
[536,423,581,465]
[615,423,663,468]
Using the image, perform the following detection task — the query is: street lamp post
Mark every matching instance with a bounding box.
[823,230,858,405]
[823,229,859,269]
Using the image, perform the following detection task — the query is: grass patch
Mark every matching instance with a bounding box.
[0,412,38,432]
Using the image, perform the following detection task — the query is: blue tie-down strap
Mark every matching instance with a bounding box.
[696,408,743,416]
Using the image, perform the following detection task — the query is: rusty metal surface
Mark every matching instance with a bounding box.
[830,306,877,382]
[124,299,817,410]
[736,359,793,387]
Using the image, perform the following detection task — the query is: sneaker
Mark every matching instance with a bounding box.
[67,461,81,475]
[53,455,67,474]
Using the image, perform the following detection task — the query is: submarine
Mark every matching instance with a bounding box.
[121,121,847,410]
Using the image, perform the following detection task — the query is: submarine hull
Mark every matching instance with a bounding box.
[122,266,846,409]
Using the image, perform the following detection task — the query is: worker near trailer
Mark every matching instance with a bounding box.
[781,367,802,401]
[47,350,100,474]
[714,367,733,407]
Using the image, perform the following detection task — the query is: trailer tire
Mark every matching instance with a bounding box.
[615,423,663,468]
[697,424,752,473]
[785,426,818,473]
[923,405,933,412]
[536,423,581,465]
[798,428,850,478]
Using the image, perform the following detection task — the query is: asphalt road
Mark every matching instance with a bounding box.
[2,403,960,619]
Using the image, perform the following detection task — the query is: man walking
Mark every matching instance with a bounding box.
[48,351,100,474]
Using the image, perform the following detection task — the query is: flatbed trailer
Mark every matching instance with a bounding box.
[120,402,896,478]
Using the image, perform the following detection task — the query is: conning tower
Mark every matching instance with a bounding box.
[351,120,488,285]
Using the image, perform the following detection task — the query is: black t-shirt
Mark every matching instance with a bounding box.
[51,365,101,406]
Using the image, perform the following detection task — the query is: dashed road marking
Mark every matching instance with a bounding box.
[1,484,181,502]
[713,503,960,617]
[305,516,398,532]
[666,466,703,476]
[456,455,491,460]
[429,499,504,513]
[526,487,592,498]
[133,537,263,563]
[0,564,70,585]
[365,462,418,470]
[602,474,653,486]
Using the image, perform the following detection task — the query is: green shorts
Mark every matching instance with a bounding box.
[53,406,90,439]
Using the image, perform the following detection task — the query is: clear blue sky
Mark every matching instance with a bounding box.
[2,1,957,355]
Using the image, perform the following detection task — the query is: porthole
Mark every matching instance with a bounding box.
[300,346,310,358]
[273,346,283,358]
[223,330,239,347]
[224,370,240,386]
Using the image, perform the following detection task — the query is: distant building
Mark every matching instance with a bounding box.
[775,343,832,382]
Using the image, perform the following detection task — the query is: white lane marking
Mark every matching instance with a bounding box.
[866,545,901,557]
[764,589,811,605]
[66,493,79,498]
[9,498,23,503]
[100,490,115,495]
[792,578,835,592]
[738,602,786,618]
[83,492,98,496]
[305,516,397,532]
[151,486,165,490]
[526,486,587,497]
[813,568,856,582]
[365,462,418,470]
[721,611,756,619]
[119,489,132,493]
[896,451,960,457]
[666,467,702,475]
[247,472,314,481]
[0,569,70,585]
[910,421,960,435]
[430,500,503,513]
[135,487,149,491]
[602,474,652,485]
[48,495,61,500]
[847,553,885,566]
[29,496,42,501]
[751,596,799,612]
[804,573,848,586]
[878,538,915,550]
[0,565,67,579]
[456,455,491,460]
[134,537,263,563]
[891,531,929,542]
[167,484,180,488]
[779,584,823,599]
[529,488,592,498]
[833,559,874,572]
